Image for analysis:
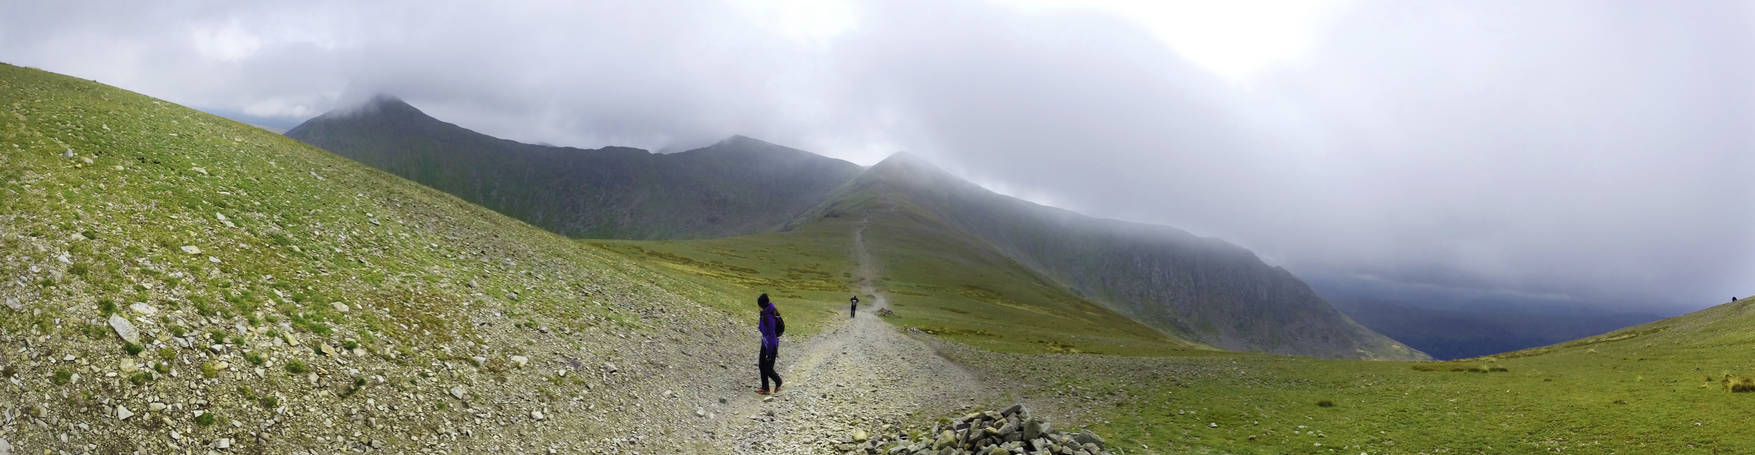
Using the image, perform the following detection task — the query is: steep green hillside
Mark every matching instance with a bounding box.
[0,63,759,453]
[795,154,1425,360]
[284,97,861,239]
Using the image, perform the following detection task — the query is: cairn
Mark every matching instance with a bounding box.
[841,404,1111,455]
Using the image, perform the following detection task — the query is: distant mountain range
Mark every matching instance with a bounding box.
[1311,275,1663,360]
[286,97,1425,360]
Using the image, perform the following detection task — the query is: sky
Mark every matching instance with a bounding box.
[3,0,1751,313]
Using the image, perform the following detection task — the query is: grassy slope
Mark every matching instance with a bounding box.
[859,206,1205,356]
[0,63,751,453]
[585,218,865,339]
[930,294,1755,454]
[589,205,1202,358]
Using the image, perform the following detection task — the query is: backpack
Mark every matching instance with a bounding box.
[773,307,786,337]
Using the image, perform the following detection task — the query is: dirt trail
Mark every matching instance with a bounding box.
[709,219,986,454]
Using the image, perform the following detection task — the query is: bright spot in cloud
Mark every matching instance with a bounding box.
[189,19,262,62]
[1006,0,1351,83]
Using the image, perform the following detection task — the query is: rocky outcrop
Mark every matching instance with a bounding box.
[841,404,1111,455]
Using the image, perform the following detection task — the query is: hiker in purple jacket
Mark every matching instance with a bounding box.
[756,293,783,394]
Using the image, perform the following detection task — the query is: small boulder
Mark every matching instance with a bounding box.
[180,245,202,255]
[108,315,140,344]
[1074,430,1105,448]
[449,387,467,399]
[116,405,134,420]
[510,355,529,368]
[852,428,868,443]
[330,302,349,313]
[934,430,956,449]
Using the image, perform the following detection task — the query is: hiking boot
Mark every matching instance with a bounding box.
[755,388,770,395]
[773,384,782,394]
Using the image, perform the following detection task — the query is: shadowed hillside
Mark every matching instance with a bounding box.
[793,154,1427,360]
[285,97,862,239]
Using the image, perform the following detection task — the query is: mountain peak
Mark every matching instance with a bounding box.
[681,135,833,163]
[320,94,426,120]
[717,134,767,146]
[864,152,963,189]
[872,151,933,169]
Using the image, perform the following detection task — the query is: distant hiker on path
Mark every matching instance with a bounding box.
[850,295,859,318]
[756,293,784,395]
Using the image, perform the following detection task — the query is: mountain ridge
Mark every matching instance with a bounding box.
[285,96,863,239]
[794,153,1428,360]
[288,99,1422,360]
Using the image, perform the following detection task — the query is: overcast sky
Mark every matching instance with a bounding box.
[4,0,1751,312]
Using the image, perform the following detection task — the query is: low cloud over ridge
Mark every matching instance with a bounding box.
[4,0,1750,312]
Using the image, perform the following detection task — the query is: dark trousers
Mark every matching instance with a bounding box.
[851,303,857,317]
[759,343,782,390]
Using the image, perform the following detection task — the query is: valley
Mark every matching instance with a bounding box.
[2,62,1751,455]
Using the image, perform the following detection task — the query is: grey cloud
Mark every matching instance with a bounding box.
[3,0,1749,312]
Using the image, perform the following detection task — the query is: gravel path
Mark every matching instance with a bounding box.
[710,220,988,454]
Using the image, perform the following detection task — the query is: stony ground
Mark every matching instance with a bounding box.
[708,221,994,454]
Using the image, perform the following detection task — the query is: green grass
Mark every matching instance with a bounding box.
[858,209,1200,356]
[0,61,658,367]
[591,210,1199,356]
[587,219,866,338]
[929,296,1755,454]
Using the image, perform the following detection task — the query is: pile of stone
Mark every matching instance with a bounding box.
[841,404,1111,455]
